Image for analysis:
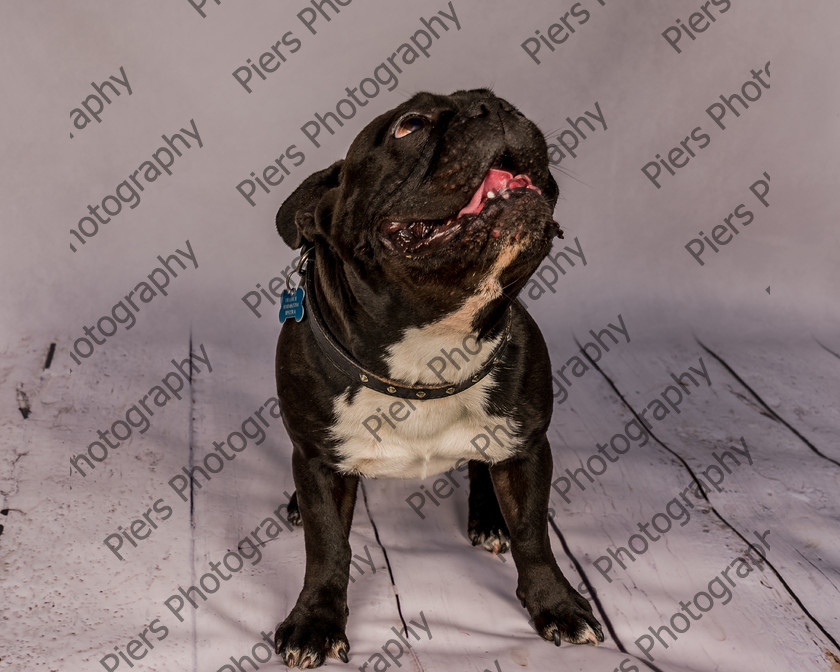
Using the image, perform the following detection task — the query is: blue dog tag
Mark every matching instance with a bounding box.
[279,287,305,323]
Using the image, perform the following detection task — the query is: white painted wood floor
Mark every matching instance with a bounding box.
[4,2,840,670]
[3,322,839,672]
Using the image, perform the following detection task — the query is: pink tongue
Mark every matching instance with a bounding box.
[457,169,539,217]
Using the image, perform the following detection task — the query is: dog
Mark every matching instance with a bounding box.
[272,88,604,668]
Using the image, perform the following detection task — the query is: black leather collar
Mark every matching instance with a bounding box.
[302,251,512,400]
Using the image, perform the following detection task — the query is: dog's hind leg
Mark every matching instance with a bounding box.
[467,460,511,554]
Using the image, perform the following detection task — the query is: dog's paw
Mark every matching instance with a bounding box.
[287,491,303,527]
[275,613,349,668]
[532,592,604,647]
[468,506,510,554]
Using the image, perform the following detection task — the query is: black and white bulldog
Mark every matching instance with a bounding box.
[273,88,604,668]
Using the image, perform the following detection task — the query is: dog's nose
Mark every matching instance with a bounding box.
[465,99,494,119]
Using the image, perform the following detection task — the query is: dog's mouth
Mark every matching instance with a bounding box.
[381,168,550,255]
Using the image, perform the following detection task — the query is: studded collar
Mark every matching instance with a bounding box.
[302,253,513,400]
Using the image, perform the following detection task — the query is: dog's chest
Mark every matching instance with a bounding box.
[329,377,517,479]
[328,319,520,479]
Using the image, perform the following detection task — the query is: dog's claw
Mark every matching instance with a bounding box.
[286,491,303,527]
[532,591,605,649]
[583,623,603,646]
[275,610,350,669]
[468,527,511,555]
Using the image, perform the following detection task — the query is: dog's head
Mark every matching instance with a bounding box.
[277,88,560,328]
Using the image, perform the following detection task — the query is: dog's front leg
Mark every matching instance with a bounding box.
[275,448,359,668]
[490,435,605,646]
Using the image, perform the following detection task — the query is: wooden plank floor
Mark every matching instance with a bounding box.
[2,323,839,672]
[2,4,840,671]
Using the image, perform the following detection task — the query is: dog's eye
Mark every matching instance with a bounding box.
[394,114,431,138]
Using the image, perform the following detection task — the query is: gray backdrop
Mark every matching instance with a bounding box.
[2,2,839,671]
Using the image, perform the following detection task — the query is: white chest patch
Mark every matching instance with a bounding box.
[329,295,521,479]
[330,372,519,479]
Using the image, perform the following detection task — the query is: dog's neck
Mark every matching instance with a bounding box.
[306,245,511,386]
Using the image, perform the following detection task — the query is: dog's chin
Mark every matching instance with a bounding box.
[379,168,561,266]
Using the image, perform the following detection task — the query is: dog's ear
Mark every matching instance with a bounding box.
[275,160,344,249]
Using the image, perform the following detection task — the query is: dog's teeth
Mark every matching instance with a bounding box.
[397,229,414,247]
[407,221,435,239]
[487,190,496,199]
